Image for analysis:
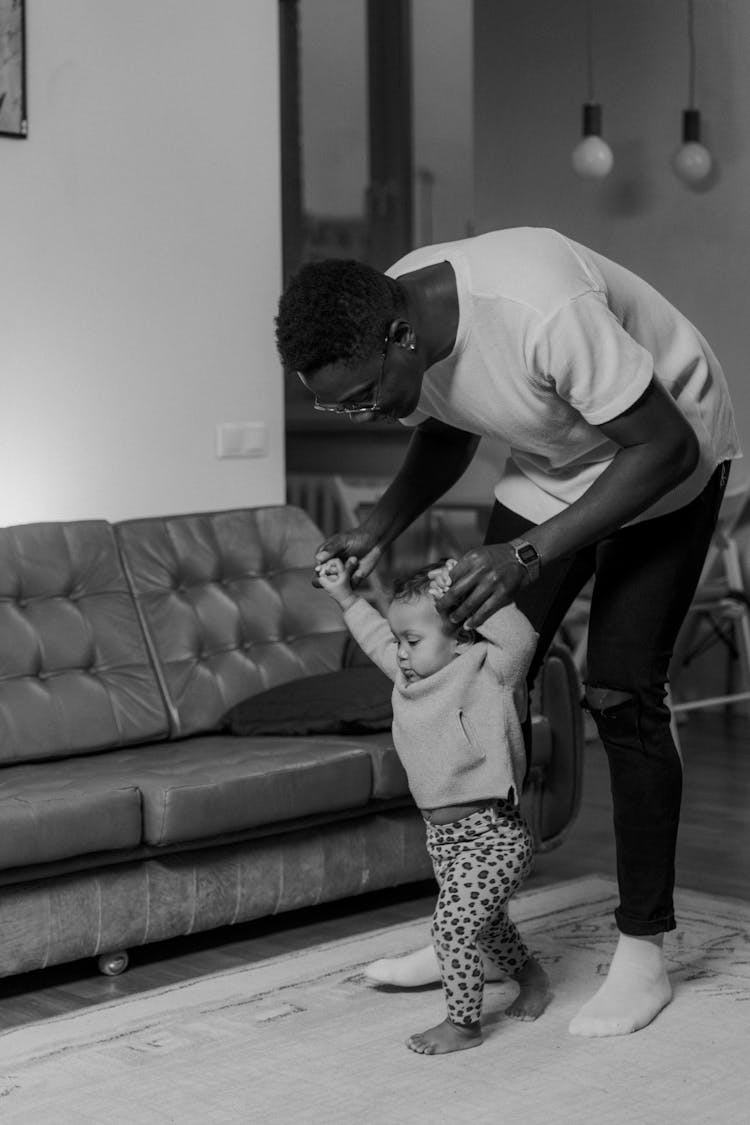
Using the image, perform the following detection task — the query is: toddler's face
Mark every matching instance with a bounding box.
[387,595,459,682]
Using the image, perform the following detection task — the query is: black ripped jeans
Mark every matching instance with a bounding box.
[484,462,729,936]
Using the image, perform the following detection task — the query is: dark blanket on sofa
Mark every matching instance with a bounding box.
[222,666,394,736]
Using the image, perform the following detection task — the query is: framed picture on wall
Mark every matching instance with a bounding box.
[0,0,27,138]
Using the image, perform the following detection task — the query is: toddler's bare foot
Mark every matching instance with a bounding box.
[406,1018,483,1055]
[568,933,671,1037]
[505,954,552,1020]
[366,944,503,987]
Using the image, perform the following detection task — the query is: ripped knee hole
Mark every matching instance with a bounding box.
[584,686,634,713]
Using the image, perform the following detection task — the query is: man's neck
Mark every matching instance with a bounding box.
[399,261,459,368]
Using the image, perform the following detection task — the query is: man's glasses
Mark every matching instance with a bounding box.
[297,336,389,417]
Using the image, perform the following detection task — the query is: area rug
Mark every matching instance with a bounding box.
[0,876,747,1125]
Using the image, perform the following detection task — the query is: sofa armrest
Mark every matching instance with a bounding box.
[529,644,584,851]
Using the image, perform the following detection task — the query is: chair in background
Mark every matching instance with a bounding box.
[556,579,593,683]
[670,479,750,726]
[556,480,750,752]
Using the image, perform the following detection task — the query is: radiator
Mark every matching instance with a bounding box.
[286,474,342,538]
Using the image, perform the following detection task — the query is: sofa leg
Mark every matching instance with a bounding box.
[97,950,129,976]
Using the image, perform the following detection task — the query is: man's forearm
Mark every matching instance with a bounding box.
[524,436,699,567]
[519,378,701,568]
[361,423,480,548]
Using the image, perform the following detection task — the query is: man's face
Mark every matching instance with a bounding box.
[301,340,423,424]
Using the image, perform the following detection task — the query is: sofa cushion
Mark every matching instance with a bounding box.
[0,521,170,765]
[116,507,349,739]
[132,736,374,845]
[221,666,393,736]
[0,735,376,862]
[360,733,409,799]
[0,787,142,869]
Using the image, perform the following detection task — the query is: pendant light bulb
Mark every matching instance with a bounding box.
[672,108,712,185]
[674,2,713,186]
[572,103,614,179]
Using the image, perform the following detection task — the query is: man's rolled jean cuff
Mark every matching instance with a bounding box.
[614,907,676,936]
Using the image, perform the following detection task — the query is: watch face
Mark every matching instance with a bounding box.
[517,544,538,565]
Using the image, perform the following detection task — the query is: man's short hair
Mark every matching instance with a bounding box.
[275,259,401,375]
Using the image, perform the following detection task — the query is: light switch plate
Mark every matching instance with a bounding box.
[216,422,267,459]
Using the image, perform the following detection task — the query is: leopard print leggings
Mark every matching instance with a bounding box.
[425,802,534,1026]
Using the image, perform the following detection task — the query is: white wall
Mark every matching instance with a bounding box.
[0,0,283,525]
[473,0,750,485]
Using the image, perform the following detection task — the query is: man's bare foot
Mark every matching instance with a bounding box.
[406,1018,483,1055]
[505,954,552,1019]
[366,944,503,988]
[568,932,672,1037]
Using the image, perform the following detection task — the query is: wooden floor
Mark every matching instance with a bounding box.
[1,711,748,1032]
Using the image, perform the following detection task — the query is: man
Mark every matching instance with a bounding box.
[275,227,740,1037]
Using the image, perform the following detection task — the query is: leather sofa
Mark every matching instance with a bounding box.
[0,505,583,981]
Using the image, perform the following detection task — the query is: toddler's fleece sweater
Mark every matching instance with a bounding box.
[343,598,538,810]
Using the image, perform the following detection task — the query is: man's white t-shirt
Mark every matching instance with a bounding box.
[388,228,741,524]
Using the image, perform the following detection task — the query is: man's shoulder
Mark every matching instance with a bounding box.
[465,229,598,306]
[389,227,601,330]
[386,238,468,278]
[387,228,565,273]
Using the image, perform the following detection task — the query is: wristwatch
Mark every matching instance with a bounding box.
[509,538,541,583]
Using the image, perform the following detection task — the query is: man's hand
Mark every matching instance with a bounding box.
[314,527,383,586]
[435,544,527,628]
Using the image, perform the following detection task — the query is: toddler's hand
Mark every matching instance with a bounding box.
[315,556,357,607]
[428,558,458,601]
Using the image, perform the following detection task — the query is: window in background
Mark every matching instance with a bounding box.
[280,0,473,441]
[280,0,473,281]
[412,0,474,246]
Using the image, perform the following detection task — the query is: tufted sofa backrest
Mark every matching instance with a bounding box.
[0,521,170,764]
[115,506,348,738]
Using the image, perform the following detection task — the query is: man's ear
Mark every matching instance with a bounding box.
[388,319,416,351]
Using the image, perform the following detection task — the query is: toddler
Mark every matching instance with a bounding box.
[317,555,551,1055]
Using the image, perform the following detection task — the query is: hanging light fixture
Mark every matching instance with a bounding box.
[672,0,712,185]
[571,0,613,179]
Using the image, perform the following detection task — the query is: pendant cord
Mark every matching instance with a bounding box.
[687,0,696,108]
[585,0,595,103]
